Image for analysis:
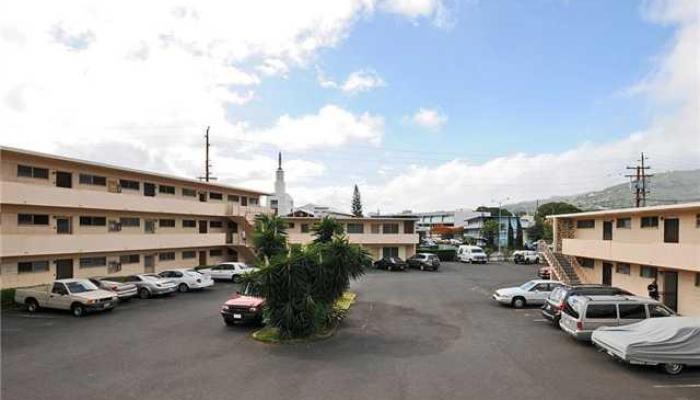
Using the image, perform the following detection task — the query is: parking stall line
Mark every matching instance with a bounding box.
[653,384,700,389]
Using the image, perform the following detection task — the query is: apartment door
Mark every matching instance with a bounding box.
[199,220,208,234]
[198,251,207,266]
[144,182,156,197]
[144,255,155,273]
[663,271,678,312]
[144,219,156,234]
[241,196,248,206]
[603,221,613,241]
[199,192,207,202]
[55,259,74,279]
[56,217,72,234]
[602,262,613,286]
[55,171,72,188]
[664,218,679,243]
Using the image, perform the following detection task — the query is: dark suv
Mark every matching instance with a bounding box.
[541,284,633,325]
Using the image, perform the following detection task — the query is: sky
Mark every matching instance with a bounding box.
[1,0,698,213]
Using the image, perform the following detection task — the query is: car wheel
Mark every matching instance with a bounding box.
[232,275,241,283]
[512,297,526,309]
[25,299,39,313]
[71,304,84,317]
[139,288,151,299]
[662,363,684,375]
[420,265,425,271]
[178,283,189,293]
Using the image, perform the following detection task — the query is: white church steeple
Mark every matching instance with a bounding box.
[269,152,293,215]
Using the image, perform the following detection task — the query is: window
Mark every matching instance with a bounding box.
[696,214,700,227]
[577,258,594,269]
[209,192,223,200]
[615,263,631,275]
[649,304,674,318]
[301,224,310,233]
[249,197,259,205]
[108,220,122,232]
[158,252,175,261]
[347,223,364,234]
[17,214,49,225]
[182,219,196,228]
[80,216,107,226]
[371,224,381,234]
[119,254,140,264]
[158,185,175,194]
[532,283,549,291]
[119,179,140,190]
[695,273,700,287]
[17,164,49,179]
[120,217,140,227]
[79,173,107,186]
[288,222,295,229]
[227,194,239,202]
[18,261,49,274]
[80,257,107,268]
[616,218,631,229]
[382,247,399,258]
[404,221,415,234]
[182,250,196,259]
[619,304,646,319]
[576,219,595,229]
[382,224,399,234]
[209,220,223,228]
[209,249,223,257]
[641,216,659,228]
[182,188,196,197]
[585,304,617,319]
[640,266,657,278]
[159,219,176,228]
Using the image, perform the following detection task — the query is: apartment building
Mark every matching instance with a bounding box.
[0,147,272,289]
[285,216,419,260]
[548,202,700,316]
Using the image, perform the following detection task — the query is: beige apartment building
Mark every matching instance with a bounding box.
[0,147,272,289]
[285,216,418,260]
[547,202,700,316]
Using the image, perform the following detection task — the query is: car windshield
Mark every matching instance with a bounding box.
[142,274,161,280]
[65,281,98,293]
[548,287,566,301]
[471,249,484,253]
[519,281,536,290]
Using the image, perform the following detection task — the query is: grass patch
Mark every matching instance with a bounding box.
[1,289,17,310]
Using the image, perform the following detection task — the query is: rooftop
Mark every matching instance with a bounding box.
[546,201,700,219]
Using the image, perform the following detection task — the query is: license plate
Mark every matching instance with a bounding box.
[233,313,242,319]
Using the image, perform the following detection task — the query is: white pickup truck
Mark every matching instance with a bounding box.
[15,279,119,317]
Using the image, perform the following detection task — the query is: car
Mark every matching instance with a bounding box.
[373,257,407,271]
[558,295,675,341]
[592,317,700,375]
[537,266,551,279]
[541,284,634,325]
[198,262,256,283]
[117,274,177,299]
[457,245,488,263]
[513,250,539,264]
[14,279,118,317]
[158,269,214,293]
[492,279,564,308]
[88,277,138,301]
[221,283,265,325]
[407,253,440,271]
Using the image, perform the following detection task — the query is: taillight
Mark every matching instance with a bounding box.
[576,321,583,331]
[112,286,119,291]
[558,301,565,310]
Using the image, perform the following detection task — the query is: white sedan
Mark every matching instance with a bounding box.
[197,262,256,283]
[492,279,564,308]
[158,269,214,293]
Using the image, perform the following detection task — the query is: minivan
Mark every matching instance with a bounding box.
[559,295,675,341]
[457,245,487,263]
[541,284,633,325]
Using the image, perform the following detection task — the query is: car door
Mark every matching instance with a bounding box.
[48,283,72,310]
[528,283,550,304]
[208,266,222,279]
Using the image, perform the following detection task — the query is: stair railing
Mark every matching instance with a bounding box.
[537,240,572,284]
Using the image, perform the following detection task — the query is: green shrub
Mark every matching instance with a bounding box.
[1,289,16,309]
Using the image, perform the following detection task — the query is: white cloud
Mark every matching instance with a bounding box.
[318,69,386,94]
[410,107,448,131]
[379,0,453,28]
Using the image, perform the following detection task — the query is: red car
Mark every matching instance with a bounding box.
[221,283,264,325]
[537,266,551,279]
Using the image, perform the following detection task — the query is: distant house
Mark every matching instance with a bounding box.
[288,203,355,218]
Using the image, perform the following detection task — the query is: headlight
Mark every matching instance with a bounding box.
[86,299,95,304]
[249,307,257,312]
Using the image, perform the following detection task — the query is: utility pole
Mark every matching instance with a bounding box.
[625,153,652,207]
[198,127,217,182]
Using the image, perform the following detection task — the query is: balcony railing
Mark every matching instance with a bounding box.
[287,232,419,245]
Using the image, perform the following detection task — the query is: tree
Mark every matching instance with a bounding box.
[476,206,513,217]
[481,219,500,248]
[311,216,345,244]
[507,219,514,249]
[251,214,288,264]
[351,185,363,217]
[515,218,524,249]
[527,202,581,243]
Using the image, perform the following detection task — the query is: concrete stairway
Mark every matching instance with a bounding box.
[552,252,582,285]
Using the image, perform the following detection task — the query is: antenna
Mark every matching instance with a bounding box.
[198,127,217,182]
[625,152,652,207]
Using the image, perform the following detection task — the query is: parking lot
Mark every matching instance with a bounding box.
[2,262,698,400]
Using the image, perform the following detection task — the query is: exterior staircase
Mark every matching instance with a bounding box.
[537,240,582,285]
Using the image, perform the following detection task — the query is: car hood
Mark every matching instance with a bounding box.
[74,289,118,300]
[225,295,264,307]
[495,287,522,297]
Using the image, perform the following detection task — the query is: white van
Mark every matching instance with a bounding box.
[457,245,488,263]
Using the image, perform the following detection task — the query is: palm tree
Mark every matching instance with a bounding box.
[311,216,344,244]
[251,214,288,264]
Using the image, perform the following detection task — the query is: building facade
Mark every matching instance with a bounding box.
[372,209,478,238]
[0,147,272,289]
[549,202,700,316]
[285,216,419,261]
[268,152,294,216]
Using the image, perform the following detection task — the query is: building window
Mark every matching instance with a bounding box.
[159,252,175,261]
[17,165,49,179]
[119,254,140,264]
[696,214,700,228]
[576,219,595,229]
[182,219,196,228]
[640,266,657,278]
[696,273,700,287]
[615,263,631,275]
[209,192,223,200]
[404,221,415,234]
[382,247,399,258]
[159,185,175,194]
[209,249,222,257]
[159,219,176,228]
[209,220,223,228]
[249,197,259,205]
[17,214,49,225]
[119,179,140,191]
[79,216,107,226]
[79,173,107,186]
[616,218,631,229]
[80,257,107,268]
[228,194,240,202]
[182,188,196,197]
[301,224,310,233]
[287,222,295,229]
[371,224,381,234]
[382,224,399,234]
[18,261,50,274]
[641,216,659,228]
[182,250,196,259]
[577,258,594,269]
[347,223,364,234]
[120,217,140,227]
[270,200,279,208]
